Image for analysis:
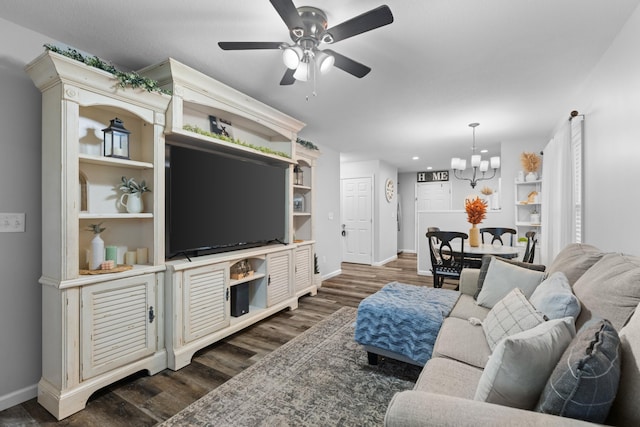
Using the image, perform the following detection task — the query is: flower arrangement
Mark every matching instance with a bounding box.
[520,152,541,173]
[120,176,150,194]
[480,186,494,196]
[465,197,488,225]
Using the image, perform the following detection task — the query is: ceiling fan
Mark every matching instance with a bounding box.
[218,0,394,85]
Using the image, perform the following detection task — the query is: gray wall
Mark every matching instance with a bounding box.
[314,145,342,279]
[0,17,47,409]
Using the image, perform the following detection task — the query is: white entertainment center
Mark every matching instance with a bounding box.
[27,51,319,419]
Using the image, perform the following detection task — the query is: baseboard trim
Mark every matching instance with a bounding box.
[399,249,416,254]
[373,254,398,267]
[0,383,37,411]
[321,269,342,280]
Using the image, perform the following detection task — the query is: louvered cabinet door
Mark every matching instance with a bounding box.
[267,250,293,306]
[183,263,229,343]
[80,274,157,380]
[294,245,312,292]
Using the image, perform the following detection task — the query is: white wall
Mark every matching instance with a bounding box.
[398,173,416,252]
[574,5,640,254]
[0,18,49,409]
[314,146,342,279]
[341,160,398,265]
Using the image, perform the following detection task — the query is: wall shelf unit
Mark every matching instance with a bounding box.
[515,179,543,248]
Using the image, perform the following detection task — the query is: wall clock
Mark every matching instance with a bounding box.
[385,178,395,202]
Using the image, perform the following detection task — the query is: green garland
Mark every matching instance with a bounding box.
[296,137,319,151]
[44,44,171,95]
[183,125,291,159]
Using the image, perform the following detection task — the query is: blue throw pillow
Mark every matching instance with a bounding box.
[535,319,621,423]
[529,272,581,321]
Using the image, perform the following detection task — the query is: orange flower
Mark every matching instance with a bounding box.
[465,197,487,225]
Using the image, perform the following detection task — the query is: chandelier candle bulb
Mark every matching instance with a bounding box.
[471,155,481,167]
[480,160,489,172]
[491,156,500,169]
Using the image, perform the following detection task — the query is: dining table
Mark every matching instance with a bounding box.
[440,241,521,268]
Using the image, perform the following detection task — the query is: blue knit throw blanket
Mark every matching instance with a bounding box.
[354,282,460,366]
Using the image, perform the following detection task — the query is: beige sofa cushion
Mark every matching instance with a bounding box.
[572,253,640,330]
[414,357,483,400]
[432,317,491,369]
[546,243,605,286]
[448,294,490,321]
[608,305,640,426]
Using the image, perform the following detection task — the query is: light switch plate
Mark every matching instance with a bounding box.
[0,213,25,232]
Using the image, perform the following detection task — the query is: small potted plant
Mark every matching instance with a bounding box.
[465,196,487,247]
[313,253,322,288]
[118,176,150,213]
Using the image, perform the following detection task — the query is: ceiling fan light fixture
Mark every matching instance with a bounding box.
[315,50,335,74]
[293,61,310,81]
[282,45,302,69]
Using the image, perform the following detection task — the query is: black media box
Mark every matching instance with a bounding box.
[231,283,250,317]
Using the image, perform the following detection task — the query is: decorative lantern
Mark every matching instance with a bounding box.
[102,118,130,159]
[294,165,304,186]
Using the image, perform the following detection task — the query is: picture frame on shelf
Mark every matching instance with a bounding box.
[208,115,234,138]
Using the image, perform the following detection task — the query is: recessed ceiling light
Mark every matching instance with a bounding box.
[480,149,488,153]
[412,156,419,160]
[427,166,433,170]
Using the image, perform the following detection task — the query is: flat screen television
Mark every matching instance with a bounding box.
[165,144,288,258]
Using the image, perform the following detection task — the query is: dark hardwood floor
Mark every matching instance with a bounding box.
[0,253,456,426]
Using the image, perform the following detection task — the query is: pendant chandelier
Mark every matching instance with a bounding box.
[450,123,500,188]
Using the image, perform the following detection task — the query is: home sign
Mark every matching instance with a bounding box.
[417,170,449,182]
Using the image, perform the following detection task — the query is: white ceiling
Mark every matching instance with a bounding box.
[1,0,638,172]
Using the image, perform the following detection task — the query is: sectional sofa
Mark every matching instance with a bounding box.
[385,243,640,426]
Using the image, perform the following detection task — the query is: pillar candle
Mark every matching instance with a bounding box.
[125,251,137,265]
[117,246,128,264]
[105,246,118,262]
[136,247,148,265]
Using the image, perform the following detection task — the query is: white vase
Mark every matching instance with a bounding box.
[90,233,105,270]
[119,192,143,213]
[525,172,537,182]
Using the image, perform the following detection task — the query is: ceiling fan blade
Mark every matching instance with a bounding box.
[270,0,304,30]
[280,68,296,85]
[324,49,371,78]
[218,42,283,50]
[323,5,394,43]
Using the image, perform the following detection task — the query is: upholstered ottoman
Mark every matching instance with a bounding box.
[354,282,460,366]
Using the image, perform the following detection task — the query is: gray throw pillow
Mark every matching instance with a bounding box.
[475,317,576,409]
[482,288,546,351]
[475,257,546,309]
[529,272,581,321]
[536,319,621,423]
[474,255,546,300]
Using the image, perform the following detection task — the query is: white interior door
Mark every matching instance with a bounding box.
[341,177,372,264]
[416,182,452,211]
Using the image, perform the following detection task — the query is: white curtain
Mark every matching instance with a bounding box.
[541,121,574,265]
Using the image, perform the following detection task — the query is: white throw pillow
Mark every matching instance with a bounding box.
[529,271,581,321]
[474,317,576,409]
[475,256,546,309]
[482,288,546,351]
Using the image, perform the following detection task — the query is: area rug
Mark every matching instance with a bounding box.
[160,306,421,426]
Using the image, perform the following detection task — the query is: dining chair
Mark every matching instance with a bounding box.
[523,231,537,263]
[480,227,517,246]
[426,230,469,289]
